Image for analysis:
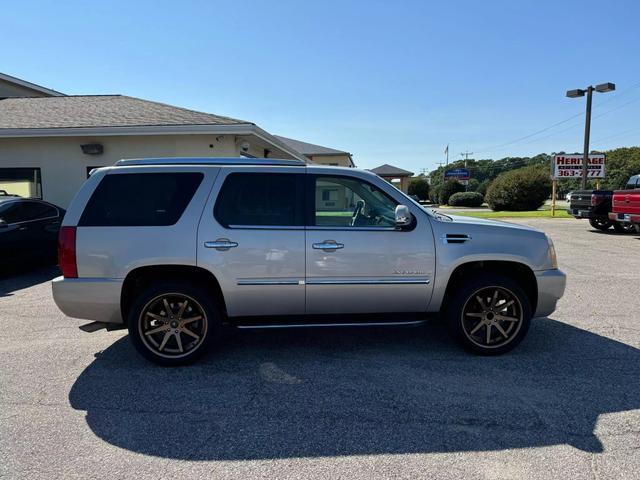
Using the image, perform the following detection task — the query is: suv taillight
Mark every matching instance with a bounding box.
[58,226,78,278]
[591,194,604,206]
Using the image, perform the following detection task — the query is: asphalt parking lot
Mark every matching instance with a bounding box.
[1,218,639,479]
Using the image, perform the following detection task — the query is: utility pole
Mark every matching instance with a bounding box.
[460,151,473,162]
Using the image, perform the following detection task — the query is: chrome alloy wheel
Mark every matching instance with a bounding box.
[138,293,208,359]
[461,286,523,349]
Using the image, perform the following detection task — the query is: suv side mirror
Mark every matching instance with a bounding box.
[395,205,412,228]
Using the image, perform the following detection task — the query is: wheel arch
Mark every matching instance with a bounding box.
[121,265,227,322]
[441,260,538,313]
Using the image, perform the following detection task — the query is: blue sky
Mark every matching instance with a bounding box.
[3,0,639,172]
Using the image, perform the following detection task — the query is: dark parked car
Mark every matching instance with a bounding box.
[0,197,65,267]
[567,175,640,232]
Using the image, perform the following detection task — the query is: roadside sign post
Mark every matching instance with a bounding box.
[551,154,605,217]
[444,168,471,182]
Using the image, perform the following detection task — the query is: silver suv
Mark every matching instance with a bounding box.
[52,158,566,365]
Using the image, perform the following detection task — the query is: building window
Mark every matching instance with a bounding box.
[0,168,42,199]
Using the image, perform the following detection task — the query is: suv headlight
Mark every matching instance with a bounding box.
[547,236,558,269]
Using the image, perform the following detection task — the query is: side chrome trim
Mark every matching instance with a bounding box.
[236,320,427,329]
[227,225,305,230]
[237,279,303,286]
[305,278,430,285]
[307,226,398,231]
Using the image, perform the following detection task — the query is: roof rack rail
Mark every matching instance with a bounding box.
[115,157,306,167]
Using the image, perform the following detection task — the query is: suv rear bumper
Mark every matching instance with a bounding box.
[609,212,633,223]
[534,269,566,318]
[52,276,123,324]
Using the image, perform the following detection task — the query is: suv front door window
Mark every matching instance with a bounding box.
[314,176,397,228]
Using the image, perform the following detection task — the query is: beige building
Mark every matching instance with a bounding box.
[274,135,354,167]
[370,164,414,193]
[0,73,353,208]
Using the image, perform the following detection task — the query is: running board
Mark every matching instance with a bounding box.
[235,320,427,330]
[79,322,126,333]
[79,321,109,333]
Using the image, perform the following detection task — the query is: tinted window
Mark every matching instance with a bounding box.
[0,201,55,223]
[313,176,398,227]
[24,201,57,220]
[0,202,24,224]
[80,173,203,227]
[214,173,303,227]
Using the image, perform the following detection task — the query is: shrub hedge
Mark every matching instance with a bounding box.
[448,191,484,207]
[485,166,551,211]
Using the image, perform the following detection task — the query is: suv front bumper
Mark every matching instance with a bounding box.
[52,276,124,324]
[534,269,566,318]
[567,208,592,218]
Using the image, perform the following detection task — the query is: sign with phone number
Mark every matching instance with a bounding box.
[552,154,605,179]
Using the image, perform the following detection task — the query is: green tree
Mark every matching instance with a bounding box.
[467,178,480,191]
[440,179,465,205]
[408,177,430,200]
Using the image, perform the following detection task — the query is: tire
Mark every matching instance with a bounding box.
[127,282,220,366]
[612,222,635,233]
[589,217,612,231]
[444,274,532,356]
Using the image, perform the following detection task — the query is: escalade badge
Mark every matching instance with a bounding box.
[394,270,425,275]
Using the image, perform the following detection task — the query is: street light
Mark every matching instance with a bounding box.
[566,82,615,189]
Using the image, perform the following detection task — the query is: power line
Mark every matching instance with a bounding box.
[592,126,640,144]
[472,80,640,156]
[473,111,584,154]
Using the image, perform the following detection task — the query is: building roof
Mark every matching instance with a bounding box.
[274,135,350,156]
[370,164,414,176]
[0,95,250,129]
[0,72,66,97]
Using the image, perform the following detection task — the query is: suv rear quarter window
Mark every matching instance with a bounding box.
[79,172,203,226]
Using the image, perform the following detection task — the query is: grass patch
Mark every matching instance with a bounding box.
[452,209,571,219]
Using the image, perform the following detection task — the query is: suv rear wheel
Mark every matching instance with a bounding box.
[589,217,612,231]
[445,274,531,355]
[127,282,220,366]
[613,222,635,233]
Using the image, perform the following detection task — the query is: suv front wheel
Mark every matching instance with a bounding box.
[127,282,220,366]
[445,274,532,355]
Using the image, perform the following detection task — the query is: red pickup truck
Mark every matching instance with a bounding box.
[608,174,640,232]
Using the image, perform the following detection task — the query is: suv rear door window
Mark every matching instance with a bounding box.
[214,173,304,227]
[79,173,203,226]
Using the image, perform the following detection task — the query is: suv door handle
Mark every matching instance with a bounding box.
[205,239,238,251]
[312,240,344,251]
